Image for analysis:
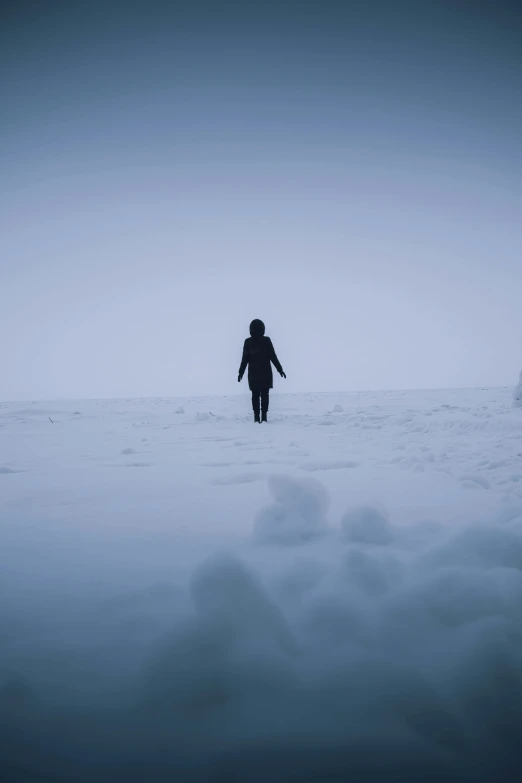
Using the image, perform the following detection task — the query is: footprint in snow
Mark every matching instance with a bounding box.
[461,474,490,489]
[199,436,234,443]
[213,473,264,486]
[279,449,309,458]
[299,460,359,472]
[202,462,236,468]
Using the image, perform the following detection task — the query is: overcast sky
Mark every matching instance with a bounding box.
[1,0,521,400]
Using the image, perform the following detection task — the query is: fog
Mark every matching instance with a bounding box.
[2,0,521,400]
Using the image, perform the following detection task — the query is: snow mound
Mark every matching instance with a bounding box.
[340,547,404,597]
[342,504,395,545]
[4,509,522,781]
[195,412,222,422]
[419,523,522,571]
[253,475,329,545]
[175,406,185,414]
[190,553,297,654]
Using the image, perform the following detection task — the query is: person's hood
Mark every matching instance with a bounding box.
[249,319,265,338]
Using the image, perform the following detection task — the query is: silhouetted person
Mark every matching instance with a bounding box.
[238,319,286,422]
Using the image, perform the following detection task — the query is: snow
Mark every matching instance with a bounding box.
[514,369,522,408]
[253,475,330,545]
[342,504,395,545]
[2,387,522,781]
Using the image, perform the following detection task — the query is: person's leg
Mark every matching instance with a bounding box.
[261,388,269,422]
[251,389,261,422]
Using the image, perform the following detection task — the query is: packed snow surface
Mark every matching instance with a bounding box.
[2,388,522,782]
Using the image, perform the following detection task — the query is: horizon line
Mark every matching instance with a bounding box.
[0,385,512,405]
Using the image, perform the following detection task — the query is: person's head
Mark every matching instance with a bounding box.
[249,319,265,338]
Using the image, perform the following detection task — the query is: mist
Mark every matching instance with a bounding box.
[2,0,521,400]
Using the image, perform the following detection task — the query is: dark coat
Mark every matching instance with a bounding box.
[239,320,284,391]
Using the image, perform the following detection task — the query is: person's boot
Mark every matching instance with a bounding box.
[254,411,261,423]
[261,411,267,423]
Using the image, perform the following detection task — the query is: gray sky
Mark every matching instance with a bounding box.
[2,0,521,400]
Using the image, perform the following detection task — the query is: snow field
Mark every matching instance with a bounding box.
[1,388,522,781]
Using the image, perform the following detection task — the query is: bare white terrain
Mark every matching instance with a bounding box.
[2,388,522,781]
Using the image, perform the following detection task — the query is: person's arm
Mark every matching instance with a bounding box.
[238,340,249,381]
[268,338,286,378]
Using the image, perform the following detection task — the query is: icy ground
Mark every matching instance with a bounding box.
[2,388,522,782]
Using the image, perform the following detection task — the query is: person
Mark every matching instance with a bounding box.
[238,319,286,422]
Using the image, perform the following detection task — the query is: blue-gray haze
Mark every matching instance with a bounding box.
[2,0,521,400]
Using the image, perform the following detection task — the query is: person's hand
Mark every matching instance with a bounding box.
[238,373,243,383]
[280,371,286,379]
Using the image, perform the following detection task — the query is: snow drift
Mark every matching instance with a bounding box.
[2,475,522,782]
